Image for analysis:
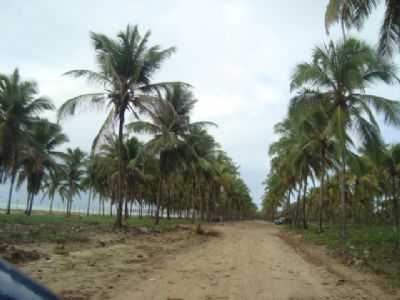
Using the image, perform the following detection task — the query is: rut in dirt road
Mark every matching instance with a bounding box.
[115,222,393,300]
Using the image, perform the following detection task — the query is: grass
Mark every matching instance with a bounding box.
[286,224,400,287]
[0,212,192,244]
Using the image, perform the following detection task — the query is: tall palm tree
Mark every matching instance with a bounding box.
[42,169,63,214]
[292,105,337,232]
[128,85,214,224]
[290,37,400,237]
[0,69,54,214]
[269,116,314,229]
[59,148,86,216]
[17,119,68,215]
[380,144,400,248]
[57,24,182,227]
[325,0,400,56]
[183,127,220,221]
[96,135,145,220]
[82,156,96,216]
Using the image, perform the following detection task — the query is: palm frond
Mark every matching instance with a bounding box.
[57,93,106,121]
[126,120,160,135]
[63,69,110,86]
[352,113,383,154]
[91,108,116,156]
[378,0,400,56]
[25,97,55,114]
[189,121,218,130]
[357,93,400,126]
[325,0,341,33]
[139,81,191,94]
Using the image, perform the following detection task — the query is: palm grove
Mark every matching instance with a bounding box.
[263,0,400,248]
[0,25,256,226]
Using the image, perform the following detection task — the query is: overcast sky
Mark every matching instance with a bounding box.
[1,1,399,206]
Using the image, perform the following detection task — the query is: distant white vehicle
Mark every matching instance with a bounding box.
[274,217,285,225]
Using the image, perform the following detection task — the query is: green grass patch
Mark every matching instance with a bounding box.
[0,212,191,244]
[286,224,400,287]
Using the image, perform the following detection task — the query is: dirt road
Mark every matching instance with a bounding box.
[115,222,395,300]
[20,221,397,299]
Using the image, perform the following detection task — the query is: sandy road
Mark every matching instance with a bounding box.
[116,221,394,300]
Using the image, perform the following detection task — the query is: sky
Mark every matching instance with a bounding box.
[0,0,399,208]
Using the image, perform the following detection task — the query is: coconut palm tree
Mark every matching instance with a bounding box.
[269,115,318,229]
[128,100,181,223]
[17,119,68,215]
[95,135,145,220]
[380,144,400,248]
[292,105,337,232]
[183,127,220,221]
[59,148,86,216]
[42,169,63,214]
[0,69,54,214]
[290,37,400,237]
[82,156,96,216]
[57,24,183,227]
[268,119,299,223]
[325,0,400,56]
[128,85,214,223]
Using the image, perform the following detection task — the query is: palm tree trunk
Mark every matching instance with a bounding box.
[124,199,129,220]
[86,188,92,216]
[67,196,73,217]
[49,196,54,214]
[166,183,171,220]
[319,173,325,233]
[286,190,291,226]
[191,178,196,223]
[392,176,400,250]
[319,149,326,233]
[66,199,70,216]
[6,167,17,215]
[116,110,125,228]
[27,194,35,216]
[132,200,136,218]
[155,177,162,225]
[208,186,214,222]
[206,184,211,222]
[302,178,308,230]
[340,158,348,239]
[98,196,102,215]
[25,192,31,215]
[295,181,302,227]
[199,183,204,221]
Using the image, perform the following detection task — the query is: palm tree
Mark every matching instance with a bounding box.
[96,135,145,220]
[269,116,313,229]
[292,105,337,232]
[290,37,400,237]
[0,69,54,214]
[325,0,400,56]
[42,169,63,214]
[57,24,182,227]
[128,85,214,224]
[17,119,68,215]
[83,156,96,216]
[183,127,220,221]
[59,148,86,216]
[380,144,400,249]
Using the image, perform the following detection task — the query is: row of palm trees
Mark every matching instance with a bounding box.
[1,25,256,226]
[0,69,89,217]
[263,2,400,248]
